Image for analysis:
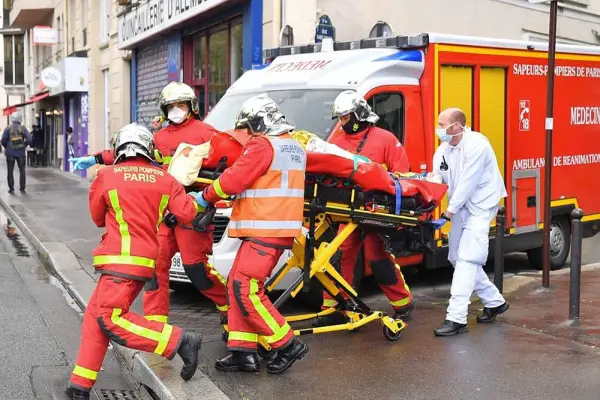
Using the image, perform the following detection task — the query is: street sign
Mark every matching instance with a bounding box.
[315,15,335,43]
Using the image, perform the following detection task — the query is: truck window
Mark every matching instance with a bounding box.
[368,93,405,143]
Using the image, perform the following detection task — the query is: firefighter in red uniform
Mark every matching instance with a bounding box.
[198,95,309,374]
[313,90,414,327]
[66,124,202,400]
[70,82,228,325]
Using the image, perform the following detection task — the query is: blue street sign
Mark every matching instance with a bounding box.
[315,15,335,43]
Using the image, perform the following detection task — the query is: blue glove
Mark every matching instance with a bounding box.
[195,192,209,209]
[431,218,448,229]
[70,156,96,170]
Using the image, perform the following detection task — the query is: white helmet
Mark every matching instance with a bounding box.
[10,111,22,124]
[158,82,199,119]
[113,123,155,164]
[331,90,379,124]
[234,95,294,136]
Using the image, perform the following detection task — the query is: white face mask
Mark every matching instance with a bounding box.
[168,107,187,124]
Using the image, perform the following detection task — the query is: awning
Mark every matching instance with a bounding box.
[3,91,50,116]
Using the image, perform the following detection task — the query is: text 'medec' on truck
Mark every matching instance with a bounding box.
[203,32,600,273]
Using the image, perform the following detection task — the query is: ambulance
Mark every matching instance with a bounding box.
[170,32,600,302]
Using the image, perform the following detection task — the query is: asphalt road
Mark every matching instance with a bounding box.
[0,212,147,400]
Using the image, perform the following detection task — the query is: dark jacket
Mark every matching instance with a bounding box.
[1,123,31,158]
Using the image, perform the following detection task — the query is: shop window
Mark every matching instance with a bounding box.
[368,92,405,142]
[208,29,228,109]
[230,23,243,83]
[3,35,25,86]
[193,36,206,80]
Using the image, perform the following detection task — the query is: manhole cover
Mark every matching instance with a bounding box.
[94,389,143,400]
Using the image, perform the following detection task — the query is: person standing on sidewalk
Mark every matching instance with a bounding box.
[200,95,309,374]
[69,82,228,326]
[66,123,203,400]
[431,107,509,337]
[1,111,31,194]
[313,90,414,327]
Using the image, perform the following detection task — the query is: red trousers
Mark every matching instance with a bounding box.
[226,240,294,352]
[69,274,182,391]
[322,227,412,310]
[143,223,228,322]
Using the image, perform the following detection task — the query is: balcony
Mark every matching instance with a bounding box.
[9,0,54,29]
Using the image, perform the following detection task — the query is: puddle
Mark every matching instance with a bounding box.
[1,213,30,257]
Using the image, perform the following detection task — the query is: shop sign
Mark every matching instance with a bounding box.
[40,67,62,88]
[315,15,335,43]
[48,57,89,96]
[118,0,229,49]
[32,26,58,45]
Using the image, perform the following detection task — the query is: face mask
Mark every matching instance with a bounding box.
[435,123,464,143]
[168,107,187,124]
[342,114,369,134]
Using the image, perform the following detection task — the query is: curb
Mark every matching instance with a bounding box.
[0,194,205,400]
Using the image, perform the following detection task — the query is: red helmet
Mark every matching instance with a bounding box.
[202,130,247,169]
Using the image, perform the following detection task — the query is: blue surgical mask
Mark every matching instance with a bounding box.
[435,128,452,143]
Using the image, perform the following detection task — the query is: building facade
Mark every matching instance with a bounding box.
[1,1,27,127]
[117,0,263,123]
[265,0,600,48]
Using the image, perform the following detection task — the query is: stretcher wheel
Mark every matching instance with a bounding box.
[382,325,403,341]
[258,345,276,360]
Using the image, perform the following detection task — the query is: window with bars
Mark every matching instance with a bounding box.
[3,35,25,86]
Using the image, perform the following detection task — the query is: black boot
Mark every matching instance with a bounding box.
[215,351,260,372]
[476,302,510,324]
[393,303,415,321]
[177,331,202,381]
[266,338,309,374]
[312,311,347,327]
[65,386,90,400]
[433,320,468,337]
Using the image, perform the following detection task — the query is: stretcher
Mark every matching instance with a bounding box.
[191,131,448,356]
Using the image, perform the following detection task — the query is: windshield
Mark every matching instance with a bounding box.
[204,89,343,139]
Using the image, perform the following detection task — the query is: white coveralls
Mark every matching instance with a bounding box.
[433,130,508,324]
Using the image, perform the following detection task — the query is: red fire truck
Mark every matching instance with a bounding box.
[202,32,600,273]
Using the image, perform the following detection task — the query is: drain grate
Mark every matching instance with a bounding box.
[94,389,143,400]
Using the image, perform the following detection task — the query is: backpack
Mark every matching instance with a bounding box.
[9,125,25,150]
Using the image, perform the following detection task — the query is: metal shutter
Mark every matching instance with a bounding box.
[136,39,168,128]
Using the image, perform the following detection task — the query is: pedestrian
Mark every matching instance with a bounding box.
[201,95,309,374]
[432,107,510,337]
[1,111,31,194]
[313,90,414,327]
[65,123,203,400]
[70,82,228,326]
[151,115,163,134]
[66,127,75,158]
[31,124,45,166]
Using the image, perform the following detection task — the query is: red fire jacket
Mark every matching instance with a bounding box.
[204,135,294,248]
[89,157,199,281]
[96,118,218,169]
[330,126,410,173]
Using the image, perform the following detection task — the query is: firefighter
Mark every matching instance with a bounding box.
[66,123,202,400]
[69,82,228,325]
[432,108,509,337]
[198,95,309,374]
[313,90,414,327]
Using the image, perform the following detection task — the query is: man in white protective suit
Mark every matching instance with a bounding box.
[431,107,510,337]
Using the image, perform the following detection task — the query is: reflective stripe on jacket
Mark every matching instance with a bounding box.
[228,134,306,238]
[89,158,199,280]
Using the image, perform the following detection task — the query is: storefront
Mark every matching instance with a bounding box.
[37,56,89,171]
[118,0,263,123]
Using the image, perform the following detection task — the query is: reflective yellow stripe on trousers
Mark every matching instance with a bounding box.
[249,279,291,344]
[111,308,173,355]
[72,365,98,381]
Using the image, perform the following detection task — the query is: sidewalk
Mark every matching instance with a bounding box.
[4,160,600,400]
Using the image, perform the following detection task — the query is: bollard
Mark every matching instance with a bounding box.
[568,208,584,320]
[494,206,506,292]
